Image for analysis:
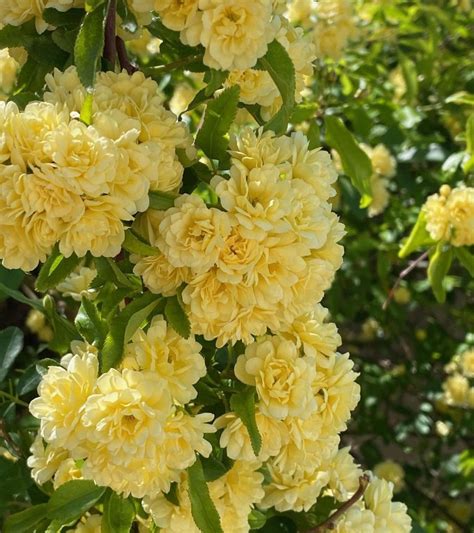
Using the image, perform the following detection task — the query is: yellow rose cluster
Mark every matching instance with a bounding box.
[136,0,280,71]
[442,349,474,408]
[132,127,344,346]
[313,0,358,60]
[28,323,215,498]
[0,0,84,34]
[423,184,474,247]
[0,67,193,271]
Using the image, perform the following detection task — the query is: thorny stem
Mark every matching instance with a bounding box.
[383,250,429,310]
[103,0,117,67]
[116,36,138,74]
[308,474,370,532]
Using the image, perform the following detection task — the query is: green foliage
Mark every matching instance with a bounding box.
[102,490,135,533]
[148,190,178,210]
[4,503,49,533]
[230,387,262,456]
[164,294,191,339]
[47,479,105,523]
[187,457,223,533]
[122,229,160,256]
[196,85,240,167]
[428,243,453,303]
[35,246,80,292]
[0,327,23,383]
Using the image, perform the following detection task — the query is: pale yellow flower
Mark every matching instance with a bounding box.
[0,0,49,33]
[132,253,191,296]
[157,194,231,273]
[235,335,317,419]
[0,48,19,94]
[335,505,376,533]
[123,315,206,404]
[328,447,363,501]
[445,186,474,246]
[154,0,199,32]
[53,457,83,488]
[226,69,277,107]
[58,196,132,259]
[27,435,69,485]
[312,352,360,436]
[183,0,278,71]
[368,176,390,217]
[56,266,97,302]
[364,477,412,532]
[443,373,469,407]
[29,352,98,451]
[288,0,313,24]
[169,82,198,115]
[279,305,341,362]
[373,460,405,494]
[460,349,474,378]
[370,144,397,178]
[261,461,330,512]
[215,409,289,461]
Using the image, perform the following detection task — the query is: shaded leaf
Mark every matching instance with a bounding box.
[230,387,262,456]
[47,480,105,523]
[0,327,24,383]
[165,295,190,339]
[35,246,80,292]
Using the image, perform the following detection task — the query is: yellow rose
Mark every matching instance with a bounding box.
[154,0,199,32]
[373,460,405,493]
[29,352,98,451]
[56,266,97,302]
[132,253,191,296]
[328,447,363,501]
[235,335,317,419]
[123,315,206,404]
[157,194,231,273]
[27,435,69,485]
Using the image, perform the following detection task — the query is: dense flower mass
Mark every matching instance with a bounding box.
[423,184,474,247]
[0,67,193,271]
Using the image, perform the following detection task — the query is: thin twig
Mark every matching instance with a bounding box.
[383,250,429,310]
[144,54,203,74]
[116,36,138,74]
[103,0,117,66]
[0,390,29,408]
[308,474,370,532]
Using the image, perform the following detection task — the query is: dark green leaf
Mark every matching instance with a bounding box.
[100,292,163,372]
[94,257,142,290]
[0,281,43,311]
[35,246,80,292]
[102,490,135,533]
[428,242,453,303]
[4,503,49,533]
[230,387,262,456]
[148,190,178,210]
[42,295,81,353]
[187,457,223,533]
[123,230,160,257]
[165,295,190,339]
[0,265,24,302]
[74,2,107,88]
[47,480,105,523]
[75,297,107,345]
[256,40,296,135]
[42,8,84,27]
[399,211,435,258]
[195,85,240,167]
[0,327,23,383]
[455,247,474,277]
[325,115,373,207]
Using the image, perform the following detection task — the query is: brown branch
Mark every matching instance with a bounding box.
[383,250,429,310]
[307,474,370,532]
[116,36,138,74]
[103,0,117,66]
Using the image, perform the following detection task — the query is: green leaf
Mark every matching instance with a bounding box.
[75,297,107,345]
[0,265,24,302]
[123,230,160,257]
[80,93,94,126]
[455,247,474,277]
[102,490,135,533]
[201,456,231,482]
[463,113,474,173]
[256,40,296,135]
[100,292,163,372]
[0,327,24,383]
[47,480,105,524]
[35,246,80,292]
[0,281,43,311]
[95,257,142,290]
[307,120,321,150]
[188,70,229,111]
[446,91,474,106]
[195,85,240,167]
[399,54,418,103]
[85,0,107,11]
[187,457,223,533]
[42,7,84,26]
[117,0,139,33]
[165,295,190,339]
[74,2,107,88]
[42,295,81,353]
[324,116,373,207]
[148,190,178,210]
[230,388,262,456]
[4,503,49,533]
[428,242,453,303]
[399,211,434,258]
